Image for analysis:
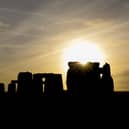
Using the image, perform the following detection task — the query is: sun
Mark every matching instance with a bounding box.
[63,39,105,69]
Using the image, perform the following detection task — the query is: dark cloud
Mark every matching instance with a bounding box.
[0,0,45,11]
[0,0,129,49]
[0,0,129,53]
[24,0,128,21]
[0,0,129,33]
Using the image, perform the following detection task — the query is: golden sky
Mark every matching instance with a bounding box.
[0,0,129,91]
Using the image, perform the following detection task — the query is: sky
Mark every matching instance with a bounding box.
[0,0,129,91]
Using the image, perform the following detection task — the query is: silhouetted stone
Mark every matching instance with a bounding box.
[67,62,82,96]
[43,73,63,96]
[67,62,101,96]
[66,61,114,96]
[33,73,63,97]
[0,83,5,97]
[82,62,101,93]
[33,73,44,96]
[8,80,17,97]
[17,72,33,96]
[101,63,114,95]
[0,61,116,98]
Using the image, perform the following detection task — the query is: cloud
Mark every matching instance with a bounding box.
[0,0,44,11]
[113,70,129,91]
[29,0,129,22]
[0,21,9,31]
[0,0,128,51]
[118,70,129,78]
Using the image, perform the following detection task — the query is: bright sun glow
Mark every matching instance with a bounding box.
[63,39,105,69]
